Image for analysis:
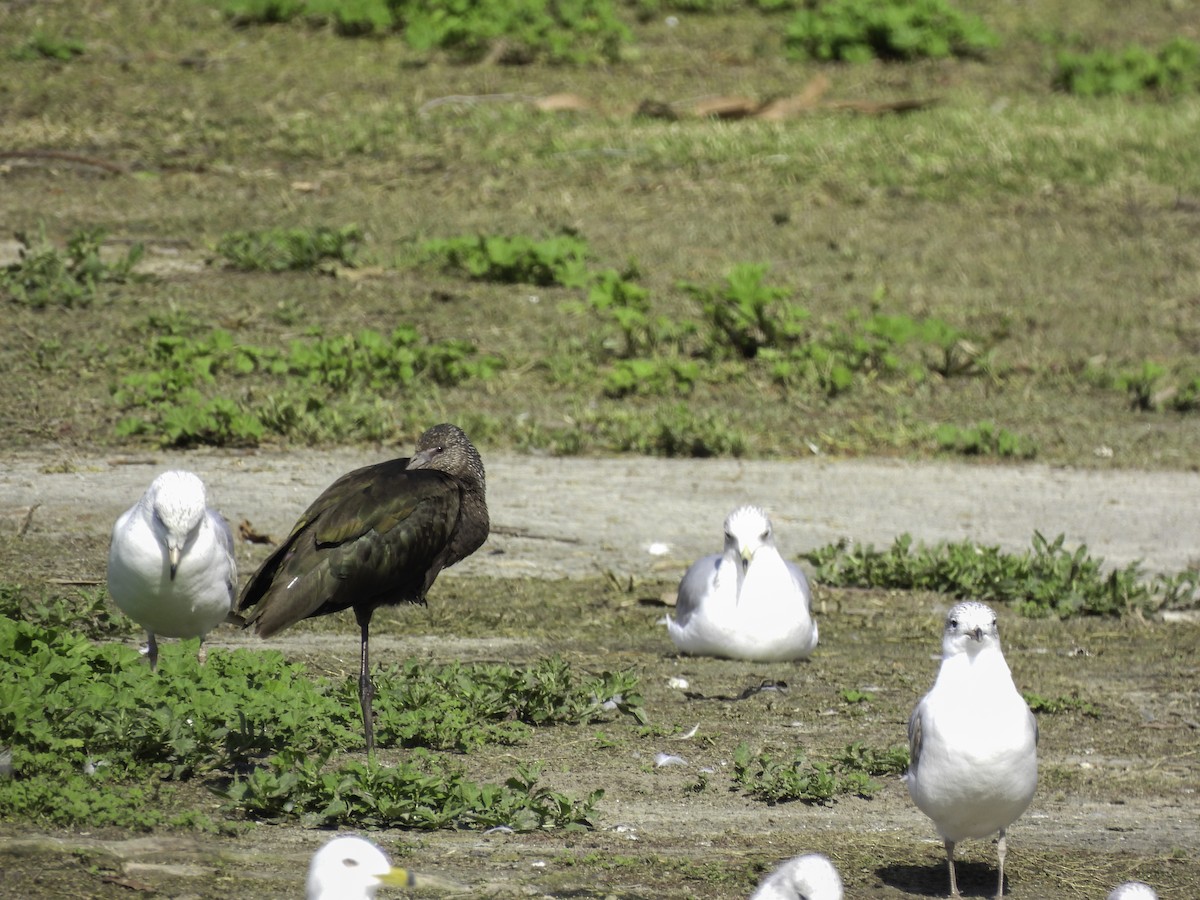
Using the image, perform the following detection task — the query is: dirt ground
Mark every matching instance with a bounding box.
[1,449,1199,899]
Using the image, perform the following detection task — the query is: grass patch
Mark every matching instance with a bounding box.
[805,531,1200,617]
[783,0,998,62]
[214,224,361,272]
[0,599,639,831]
[2,228,143,308]
[731,741,909,803]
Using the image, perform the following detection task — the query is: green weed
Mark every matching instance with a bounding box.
[214,224,361,272]
[12,32,86,61]
[1023,692,1101,717]
[1055,38,1200,97]
[935,422,1037,459]
[227,751,602,829]
[0,583,134,640]
[784,0,998,62]
[111,319,501,447]
[2,227,143,308]
[0,610,630,830]
[804,531,1184,618]
[732,741,908,804]
[683,263,806,360]
[420,232,592,288]
[586,404,748,457]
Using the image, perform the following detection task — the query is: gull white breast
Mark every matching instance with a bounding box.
[106,470,236,668]
[667,505,818,662]
[905,600,1037,898]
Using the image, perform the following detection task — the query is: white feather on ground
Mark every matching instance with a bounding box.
[667,505,817,662]
[106,470,236,669]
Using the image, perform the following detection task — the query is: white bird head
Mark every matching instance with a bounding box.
[750,852,844,900]
[722,505,774,572]
[941,600,1002,660]
[306,836,412,900]
[146,471,207,580]
[1107,882,1158,900]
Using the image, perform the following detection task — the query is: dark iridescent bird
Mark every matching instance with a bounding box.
[236,423,489,754]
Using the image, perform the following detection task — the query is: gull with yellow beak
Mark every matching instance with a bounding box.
[667,505,818,661]
[307,836,415,900]
[107,470,236,669]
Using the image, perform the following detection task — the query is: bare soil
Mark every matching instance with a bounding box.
[1,449,1198,899]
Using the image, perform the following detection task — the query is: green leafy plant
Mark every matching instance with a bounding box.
[784,0,998,62]
[214,224,361,271]
[587,404,748,457]
[13,32,86,61]
[732,741,908,804]
[1023,692,1100,717]
[2,227,143,308]
[1055,38,1200,97]
[0,611,627,830]
[935,422,1036,459]
[420,232,592,287]
[682,263,806,360]
[804,531,1185,618]
[111,319,501,446]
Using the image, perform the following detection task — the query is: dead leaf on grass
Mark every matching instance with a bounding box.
[238,519,273,545]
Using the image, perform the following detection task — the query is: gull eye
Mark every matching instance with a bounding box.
[760,530,769,541]
[948,618,958,629]
[343,858,359,868]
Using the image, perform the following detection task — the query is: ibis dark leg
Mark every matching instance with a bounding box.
[355,610,375,755]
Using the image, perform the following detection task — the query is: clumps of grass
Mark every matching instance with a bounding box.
[0,583,133,640]
[214,224,361,272]
[111,316,502,447]
[732,741,908,804]
[783,0,997,63]
[683,264,990,398]
[1023,692,1101,718]
[1054,38,1200,97]
[420,232,592,288]
[805,531,1200,618]
[222,0,631,63]
[0,607,631,831]
[585,404,749,458]
[229,752,602,829]
[370,655,646,751]
[935,422,1036,459]
[12,32,86,61]
[2,227,143,308]
[1094,362,1200,413]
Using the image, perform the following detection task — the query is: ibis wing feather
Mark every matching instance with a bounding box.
[237,463,464,636]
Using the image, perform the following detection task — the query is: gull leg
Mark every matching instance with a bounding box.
[147,631,159,670]
[995,828,1007,899]
[197,640,208,666]
[356,613,375,756]
[945,839,961,899]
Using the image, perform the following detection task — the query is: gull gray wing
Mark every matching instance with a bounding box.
[674,554,721,625]
[907,700,924,776]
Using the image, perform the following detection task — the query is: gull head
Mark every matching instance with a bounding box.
[722,505,774,573]
[147,471,207,580]
[752,852,844,900]
[1108,882,1158,900]
[306,836,412,900]
[941,600,1001,659]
